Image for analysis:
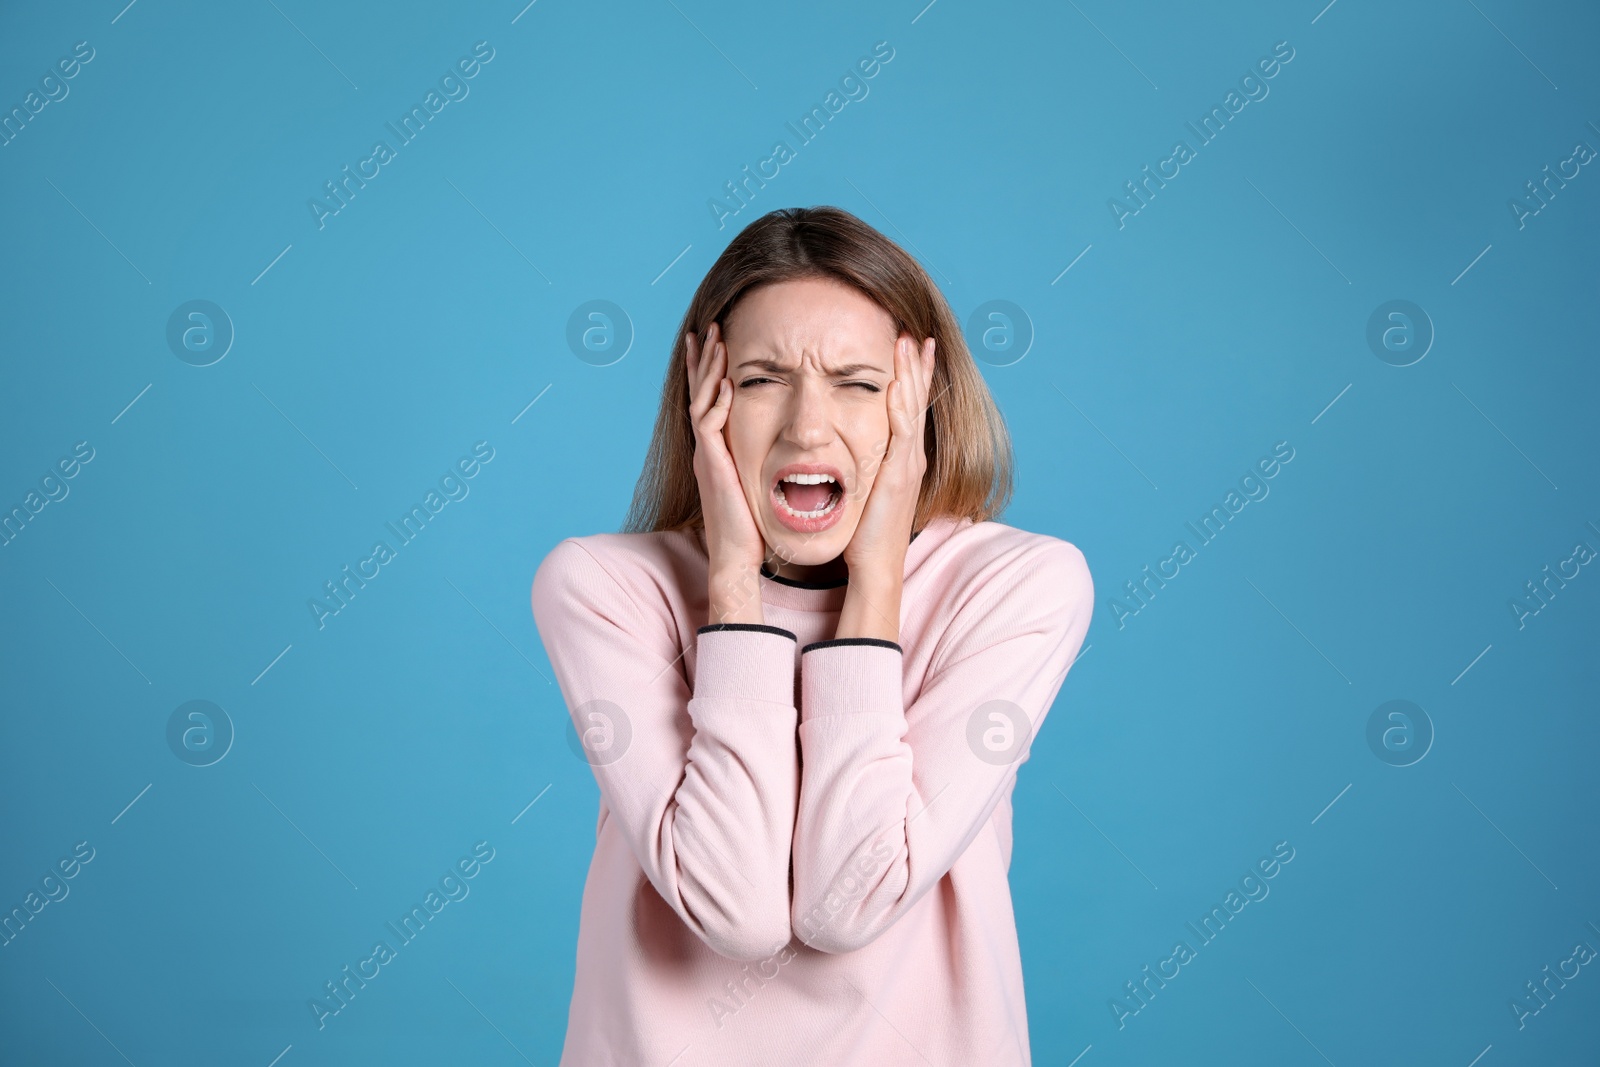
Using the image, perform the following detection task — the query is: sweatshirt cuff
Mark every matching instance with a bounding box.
[700,623,797,641]
[692,625,797,705]
[799,640,904,722]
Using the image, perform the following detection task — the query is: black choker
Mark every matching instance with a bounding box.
[758,529,923,588]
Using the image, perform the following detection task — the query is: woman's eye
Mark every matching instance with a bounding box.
[736,377,878,391]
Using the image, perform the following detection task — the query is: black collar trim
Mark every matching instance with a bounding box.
[758,529,923,589]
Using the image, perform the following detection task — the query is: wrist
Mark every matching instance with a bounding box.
[843,549,907,594]
[835,578,902,644]
[708,564,763,625]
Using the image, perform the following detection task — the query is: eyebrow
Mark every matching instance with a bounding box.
[734,357,886,377]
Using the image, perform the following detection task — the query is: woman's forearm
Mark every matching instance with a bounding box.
[708,563,765,624]
[532,540,797,961]
[834,572,903,643]
[792,540,1094,954]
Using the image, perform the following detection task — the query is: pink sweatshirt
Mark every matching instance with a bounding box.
[529,514,1093,1066]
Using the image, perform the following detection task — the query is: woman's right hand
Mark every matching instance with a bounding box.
[685,322,766,624]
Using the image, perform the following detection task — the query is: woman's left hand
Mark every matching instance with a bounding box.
[841,333,935,588]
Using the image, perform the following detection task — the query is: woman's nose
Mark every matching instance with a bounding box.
[782,382,832,449]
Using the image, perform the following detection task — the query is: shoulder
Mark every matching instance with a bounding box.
[531,528,704,625]
[918,517,1093,625]
[927,516,1091,590]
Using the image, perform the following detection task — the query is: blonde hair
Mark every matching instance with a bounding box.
[623,205,1013,534]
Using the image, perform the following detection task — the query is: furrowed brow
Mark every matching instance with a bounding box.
[733,356,886,376]
[825,362,886,377]
[735,357,797,374]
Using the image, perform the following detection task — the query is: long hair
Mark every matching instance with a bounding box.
[623,205,1013,534]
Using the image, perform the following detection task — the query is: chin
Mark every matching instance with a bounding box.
[765,526,854,569]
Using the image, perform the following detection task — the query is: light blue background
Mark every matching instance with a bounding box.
[2,0,1596,1063]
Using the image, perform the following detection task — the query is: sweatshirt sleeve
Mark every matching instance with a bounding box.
[790,539,1093,953]
[530,538,799,962]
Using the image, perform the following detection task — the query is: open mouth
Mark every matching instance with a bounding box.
[771,469,845,531]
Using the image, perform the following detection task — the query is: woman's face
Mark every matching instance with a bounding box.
[720,276,900,574]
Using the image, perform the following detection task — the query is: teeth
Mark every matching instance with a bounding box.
[776,472,841,520]
[778,493,839,519]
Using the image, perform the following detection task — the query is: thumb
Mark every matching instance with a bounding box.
[706,378,732,433]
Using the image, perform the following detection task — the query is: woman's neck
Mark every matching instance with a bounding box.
[764,551,848,585]
[758,525,926,584]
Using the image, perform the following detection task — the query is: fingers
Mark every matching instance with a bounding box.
[890,334,934,411]
[685,330,704,414]
[687,324,733,442]
[693,373,730,436]
[882,339,913,451]
[703,329,729,425]
[687,323,716,381]
[705,377,732,436]
[901,336,919,424]
[910,335,933,417]
[881,334,934,470]
[710,323,727,382]
[687,323,725,422]
[890,335,926,432]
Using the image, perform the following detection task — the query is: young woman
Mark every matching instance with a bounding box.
[531,206,1093,1065]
